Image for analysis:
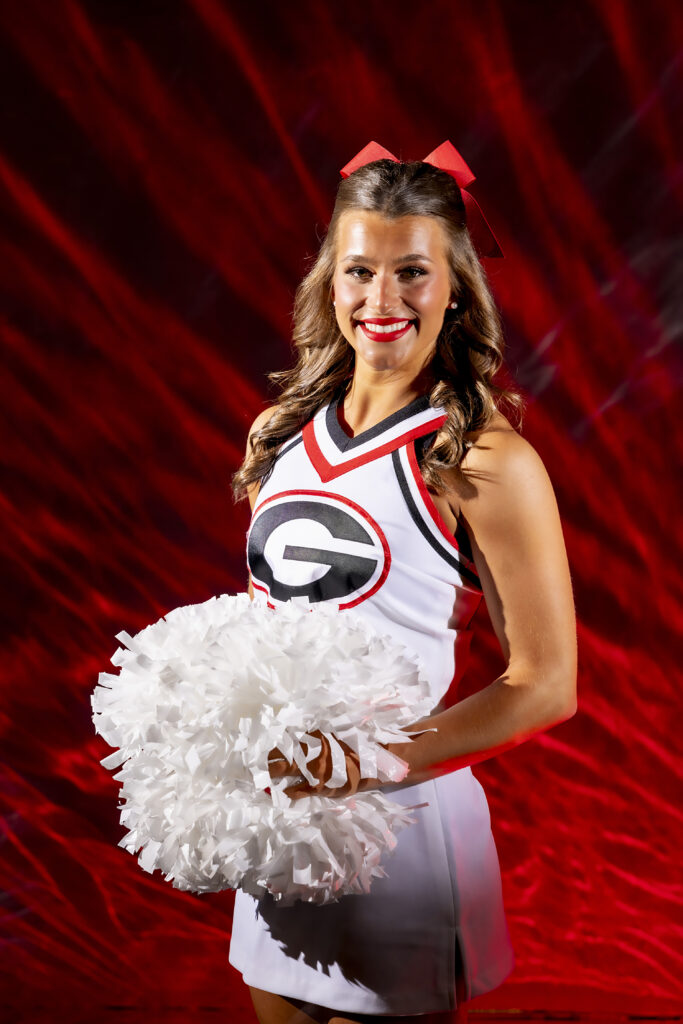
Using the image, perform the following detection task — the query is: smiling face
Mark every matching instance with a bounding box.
[330,209,454,379]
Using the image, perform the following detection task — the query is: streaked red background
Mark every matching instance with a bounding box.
[1,0,681,1016]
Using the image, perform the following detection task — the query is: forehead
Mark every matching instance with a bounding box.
[336,210,447,258]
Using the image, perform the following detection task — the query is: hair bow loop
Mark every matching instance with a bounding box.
[421,141,475,189]
[339,141,399,178]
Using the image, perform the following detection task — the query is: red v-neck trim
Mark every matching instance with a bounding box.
[303,411,448,482]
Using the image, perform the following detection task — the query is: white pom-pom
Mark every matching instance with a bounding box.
[91,593,437,906]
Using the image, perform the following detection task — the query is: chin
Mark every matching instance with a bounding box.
[362,352,404,371]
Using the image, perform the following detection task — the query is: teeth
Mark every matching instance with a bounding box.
[360,320,411,334]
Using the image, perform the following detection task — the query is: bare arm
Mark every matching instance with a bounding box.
[386,423,578,786]
[243,404,279,602]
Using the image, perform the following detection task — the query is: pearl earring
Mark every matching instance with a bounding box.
[332,300,336,306]
[448,300,458,309]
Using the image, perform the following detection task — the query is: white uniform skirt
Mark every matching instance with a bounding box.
[228,766,515,1016]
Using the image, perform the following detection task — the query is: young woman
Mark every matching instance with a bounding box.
[229,142,578,1024]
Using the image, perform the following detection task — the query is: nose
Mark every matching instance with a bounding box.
[368,269,401,314]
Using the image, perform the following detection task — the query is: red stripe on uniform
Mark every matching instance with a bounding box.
[303,415,449,482]
[405,440,480,580]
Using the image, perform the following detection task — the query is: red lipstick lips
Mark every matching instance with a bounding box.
[356,317,416,342]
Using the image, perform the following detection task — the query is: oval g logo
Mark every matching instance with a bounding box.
[247,489,390,608]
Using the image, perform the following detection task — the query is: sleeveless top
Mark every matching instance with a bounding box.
[246,390,482,711]
[228,389,515,1015]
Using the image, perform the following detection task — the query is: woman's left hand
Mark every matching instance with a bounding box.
[267,730,382,800]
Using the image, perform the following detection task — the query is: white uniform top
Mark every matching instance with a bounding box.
[228,390,515,1015]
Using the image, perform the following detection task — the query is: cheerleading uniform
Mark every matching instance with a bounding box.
[228,389,515,1015]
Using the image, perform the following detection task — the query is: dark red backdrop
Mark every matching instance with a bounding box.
[1,0,681,1016]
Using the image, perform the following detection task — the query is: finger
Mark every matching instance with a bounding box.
[323,731,351,789]
[328,754,362,799]
[302,730,330,783]
[300,751,361,800]
[285,733,354,796]
[268,746,295,779]
[285,781,313,800]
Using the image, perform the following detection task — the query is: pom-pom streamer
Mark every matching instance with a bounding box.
[92,593,437,905]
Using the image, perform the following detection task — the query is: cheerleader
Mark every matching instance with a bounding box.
[229,141,578,1024]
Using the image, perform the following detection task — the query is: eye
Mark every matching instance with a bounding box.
[344,266,427,279]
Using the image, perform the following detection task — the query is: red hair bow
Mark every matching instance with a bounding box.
[339,140,503,259]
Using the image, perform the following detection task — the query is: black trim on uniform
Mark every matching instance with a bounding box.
[258,434,303,490]
[391,448,482,590]
[327,392,432,452]
[414,429,438,470]
[276,434,303,460]
[414,431,476,564]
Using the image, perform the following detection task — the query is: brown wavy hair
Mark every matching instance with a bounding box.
[231,157,525,504]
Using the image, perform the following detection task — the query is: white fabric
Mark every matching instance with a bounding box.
[228,394,515,1013]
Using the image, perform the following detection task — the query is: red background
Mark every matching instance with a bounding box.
[1,0,681,1017]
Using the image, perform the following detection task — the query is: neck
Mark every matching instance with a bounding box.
[342,364,436,415]
[339,365,436,435]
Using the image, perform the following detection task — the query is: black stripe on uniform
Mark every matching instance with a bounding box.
[391,446,482,590]
[277,434,303,460]
[258,434,303,489]
[327,392,432,452]
[415,431,477,565]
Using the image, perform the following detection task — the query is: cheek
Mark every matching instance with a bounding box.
[418,278,449,313]
[333,281,360,343]
[335,277,360,307]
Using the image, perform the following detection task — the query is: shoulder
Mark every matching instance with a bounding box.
[442,410,551,519]
[462,408,518,452]
[464,407,544,479]
[463,410,535,476]
[247,403,280,443]
[456,413,562,554]
[244,404,280,511]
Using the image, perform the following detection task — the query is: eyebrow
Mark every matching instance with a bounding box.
[341,253,434,264]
